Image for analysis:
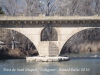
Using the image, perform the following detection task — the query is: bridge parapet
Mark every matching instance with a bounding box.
[0,15,100,21]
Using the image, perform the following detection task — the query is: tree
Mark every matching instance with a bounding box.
[56,0,100,16]
[0,0,58,16]
[0,7,4,14]
[39,0,57,16]
[0,0,27,16]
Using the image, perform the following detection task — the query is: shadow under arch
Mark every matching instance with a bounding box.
[41,26,58,41]
[60,28,100,55]
[0,28,39,58]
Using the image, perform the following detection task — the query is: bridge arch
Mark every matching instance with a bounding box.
[60,27,100,55]
[0,28,39,56]
[41,26,58,41]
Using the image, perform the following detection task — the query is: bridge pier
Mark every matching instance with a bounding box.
[27,41,70,62]
[38,41,59,57]
[26,56,70,62]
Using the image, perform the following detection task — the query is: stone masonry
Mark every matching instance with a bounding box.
[0,15,100,57]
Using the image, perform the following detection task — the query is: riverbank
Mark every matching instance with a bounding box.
[0,48,38,59]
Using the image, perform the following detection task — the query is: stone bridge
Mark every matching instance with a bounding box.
[0,15,100,57]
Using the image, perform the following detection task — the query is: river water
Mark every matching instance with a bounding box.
[0,53,100,75]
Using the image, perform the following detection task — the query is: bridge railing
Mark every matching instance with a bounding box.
[0,14,100,21]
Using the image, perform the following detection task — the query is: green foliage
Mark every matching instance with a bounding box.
[0,7,4,14]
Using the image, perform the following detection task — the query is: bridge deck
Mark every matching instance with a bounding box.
[0,15,100,21]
